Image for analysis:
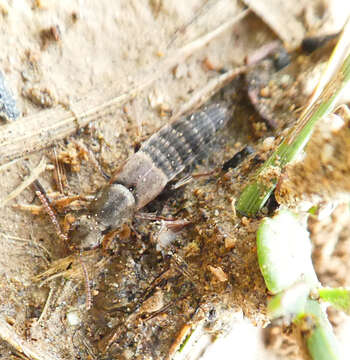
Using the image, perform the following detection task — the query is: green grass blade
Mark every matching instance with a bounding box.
[236,19,350,217]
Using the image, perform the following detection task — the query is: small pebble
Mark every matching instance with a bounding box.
[224,234,236,250]
[208,265,228,282]
[260,86,270,97]
[320,143,334,164]
[280,74,290,88]
[23,86,57,108]
[0,70,20,122]
[173,63,187,79]
[66,310,81,326]
[262,136,275,151]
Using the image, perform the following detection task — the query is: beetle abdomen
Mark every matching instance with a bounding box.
[141,103,229,180]
[114,103,230,208]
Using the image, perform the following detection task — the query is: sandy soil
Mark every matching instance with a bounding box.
[0,1,349,359]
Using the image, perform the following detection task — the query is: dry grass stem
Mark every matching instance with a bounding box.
[0,9,249,166]
[0,157,46,208]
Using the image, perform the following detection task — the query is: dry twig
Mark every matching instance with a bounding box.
[0,9,249,166]
[0,317,61,360]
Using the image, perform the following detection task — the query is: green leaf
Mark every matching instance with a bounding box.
[318,287,350,314]
[257,210,319,294]
[294,299,341,360]
[268,281,310,319]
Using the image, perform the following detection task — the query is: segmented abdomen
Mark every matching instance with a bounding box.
[74,104,230,248]
[113,103,230,209]
[141,103,229,180]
